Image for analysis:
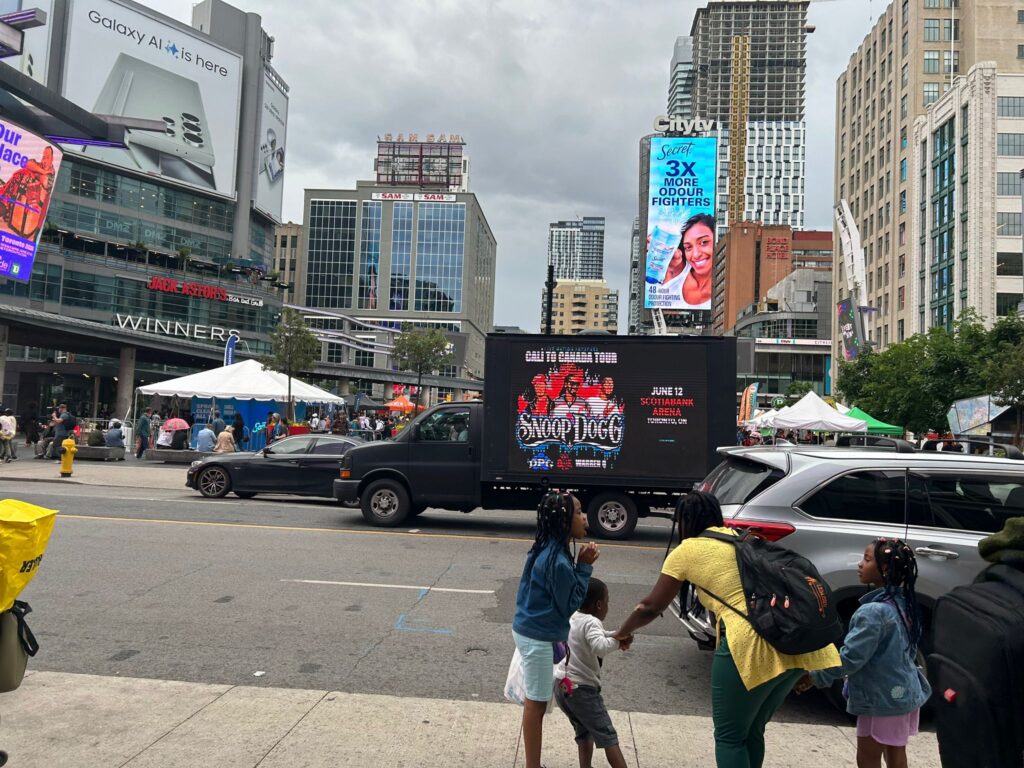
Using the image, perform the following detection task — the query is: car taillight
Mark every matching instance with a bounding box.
[724,519,796,542]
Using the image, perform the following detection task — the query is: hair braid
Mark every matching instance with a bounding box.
[873,537,923,651]
[532,490,574,557]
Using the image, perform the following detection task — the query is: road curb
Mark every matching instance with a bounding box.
[2,476,84,484]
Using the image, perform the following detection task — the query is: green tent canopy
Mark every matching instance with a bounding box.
[846,407,904,436]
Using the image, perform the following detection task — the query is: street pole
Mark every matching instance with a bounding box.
[544,263,555,335]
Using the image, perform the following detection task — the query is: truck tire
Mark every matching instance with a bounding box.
[587,493,638,540]
[361,479,411,527]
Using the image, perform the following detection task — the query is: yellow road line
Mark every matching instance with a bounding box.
[58,514,665,551]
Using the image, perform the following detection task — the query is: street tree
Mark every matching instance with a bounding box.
[262,308,321,422]
[786,380,815,400]
[391,324,454,409]
[985,339,1024,447]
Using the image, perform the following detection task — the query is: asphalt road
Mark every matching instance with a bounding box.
[6,480,844,723]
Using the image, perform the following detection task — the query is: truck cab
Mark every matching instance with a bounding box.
[335,401,484,525]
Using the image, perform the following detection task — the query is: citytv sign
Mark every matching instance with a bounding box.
[653,115,717,134]
[115,313,240,343]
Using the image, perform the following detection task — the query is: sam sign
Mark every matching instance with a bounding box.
[644,136,718,311]
[0,121,62,283]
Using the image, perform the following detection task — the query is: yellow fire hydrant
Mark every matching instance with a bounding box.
[59,437,77,477]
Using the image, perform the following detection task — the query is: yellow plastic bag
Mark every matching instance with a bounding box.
[0,500,57,612]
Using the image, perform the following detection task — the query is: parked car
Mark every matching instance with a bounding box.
[672,438,1024,703]
[187,435,364,500]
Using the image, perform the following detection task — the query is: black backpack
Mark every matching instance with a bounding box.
[698,530,844,656]
[928,564,1024,768]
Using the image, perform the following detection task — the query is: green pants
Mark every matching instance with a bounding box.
[711,632,803,768]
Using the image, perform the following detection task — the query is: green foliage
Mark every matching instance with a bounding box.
[985,339,1024,446]
[786,380,815,399]
[835,309,1024,436]
[391,324,454,407]
[262,309,321,420]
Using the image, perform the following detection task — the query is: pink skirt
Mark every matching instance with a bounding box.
[856,709,920,747]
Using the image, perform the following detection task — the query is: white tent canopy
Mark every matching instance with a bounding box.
[771,391,868,432]
[136,359,345,403]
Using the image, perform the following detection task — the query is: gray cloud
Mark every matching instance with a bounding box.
[147,0,884,331]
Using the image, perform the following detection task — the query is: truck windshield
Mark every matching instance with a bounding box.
[701,457,784,506]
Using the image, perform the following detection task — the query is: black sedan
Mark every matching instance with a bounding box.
[186,435,365,500]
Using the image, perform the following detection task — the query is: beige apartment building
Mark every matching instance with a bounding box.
[273,222,303,305]
[543,280,619,335]
[833,0,1024,352]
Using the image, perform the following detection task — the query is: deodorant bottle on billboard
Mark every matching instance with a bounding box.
[645,224,677,284]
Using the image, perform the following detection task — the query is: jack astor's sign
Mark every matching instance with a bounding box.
[114,313,240,342]
[147,276,265,307]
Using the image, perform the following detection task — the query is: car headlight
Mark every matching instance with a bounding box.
[190,460,202,469]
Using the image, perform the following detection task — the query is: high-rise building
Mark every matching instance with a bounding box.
[833,1,1024,351]
[711,224,832,334]
[300,137,496,379]
[543,280,619,335]
[690,0,809,230]
[547,217,605,280]
[910,62,1024,332]
[627,216,644,334]
[668,37,695,119]
[273,223,303,304]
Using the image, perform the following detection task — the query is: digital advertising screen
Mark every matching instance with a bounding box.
[644,136,718,311]
[60,0,242,198]
[0,121,63,282]
[483,336,741,486]
[836,298,863,361]
[254,67,289,221]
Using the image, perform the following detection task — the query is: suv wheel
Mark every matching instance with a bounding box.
[361,479,411,527]
[587,493,638,540]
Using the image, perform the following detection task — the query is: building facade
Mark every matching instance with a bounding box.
[690,0,808,230]
[547,217,605,281]
[909,62,1024,333]
[300,178,496,382]
[833,0,1024,353]
[273,222,303,304]
[669,36,695,119]
[543,280,619,335]
[712,224,832,333]
[0,0,289,419]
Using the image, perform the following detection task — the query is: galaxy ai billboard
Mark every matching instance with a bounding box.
[61,0,242,198]
[644,136,718,311]
[0,121,63,282]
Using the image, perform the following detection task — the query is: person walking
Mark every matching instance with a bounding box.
[272,415,288,443]
[0,408,16,462]
[613,492,840,768]
[798,539,930,768]
[211,410,226,436]
[230,413,246,451]
[512,491,599,768]
[136,408,152,459]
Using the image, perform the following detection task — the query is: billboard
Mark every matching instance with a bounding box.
[0,0,54,84]
[60,0,242,197]
[836,298,864,361]
[254,67,288,221]
[644,136,718,311]
[497,339,708,479]
[0,121,63,282]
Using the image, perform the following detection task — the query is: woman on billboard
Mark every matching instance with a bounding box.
[660,213,715,309]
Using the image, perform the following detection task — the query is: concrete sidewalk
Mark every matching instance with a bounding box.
[1,671,941,767]
[0,456,188,490]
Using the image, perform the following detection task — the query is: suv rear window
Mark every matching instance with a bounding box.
[800,470,907,525]
[703,457,784,505]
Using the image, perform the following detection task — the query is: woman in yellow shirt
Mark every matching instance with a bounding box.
[614,491,840,768]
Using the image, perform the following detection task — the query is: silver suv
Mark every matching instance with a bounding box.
[673,440,1024,657]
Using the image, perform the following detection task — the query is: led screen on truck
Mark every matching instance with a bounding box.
[484,337,733,483]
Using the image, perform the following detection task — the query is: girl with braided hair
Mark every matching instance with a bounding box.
[802,538,931,768]
[512,491,599,768]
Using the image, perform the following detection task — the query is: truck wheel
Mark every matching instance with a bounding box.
[361,479,411,527]
[587,493,638,540]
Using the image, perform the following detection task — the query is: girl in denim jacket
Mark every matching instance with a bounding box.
[802,538,931,768]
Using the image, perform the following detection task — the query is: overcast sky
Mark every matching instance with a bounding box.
[150,0,888,331]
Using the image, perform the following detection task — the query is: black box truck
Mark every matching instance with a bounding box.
[334,334,736,539]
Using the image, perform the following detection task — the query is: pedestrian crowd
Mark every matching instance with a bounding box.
[511,490,932,768]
